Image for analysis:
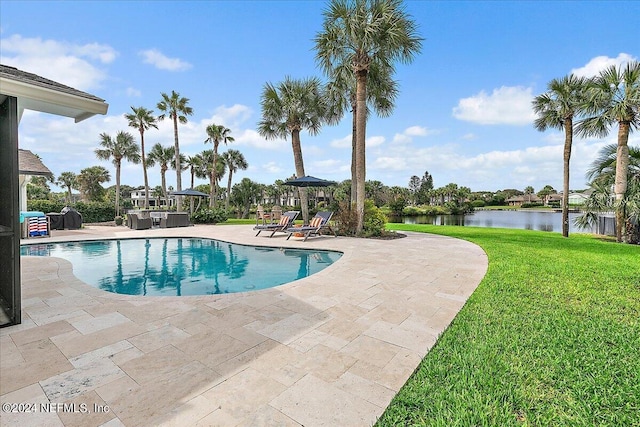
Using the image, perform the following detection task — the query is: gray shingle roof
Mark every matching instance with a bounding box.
[0,64,105,103]
[18,149,53,177]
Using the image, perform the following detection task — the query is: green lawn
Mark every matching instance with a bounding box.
[378,224,640,426]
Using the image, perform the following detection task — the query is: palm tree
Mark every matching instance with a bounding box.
[199,149,227,208]
[157,90,193,211]
[95,131,141,216]
[258,76,328,223]
[576,144,640,243]
[325,58,398,206]
[221,149,248,210]
[76,166,110,202]
[315,0,422,233]
[204,124,235,207]
[147,143,176,208]
[125,106,158,209]
[533,74,588,237]
[56,171,77,204]
[586,143,640,185]
[577,61,640,242]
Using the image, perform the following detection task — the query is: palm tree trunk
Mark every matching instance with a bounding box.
[172,117,182,211]
[141,131,150,209]
[226,171,233,211]
[351,96,357,206]
[190,170,195,215]
[355,69,368,233]
[212,142,219,208]
[614,121,631,242]
[562,118,572,238]
[161,167,168,209]
[291,129,309,223]
[115,160,121,217]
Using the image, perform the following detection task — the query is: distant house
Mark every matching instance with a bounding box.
[505,194,541,206]
[130,189,176,209]
[567,192,589,205]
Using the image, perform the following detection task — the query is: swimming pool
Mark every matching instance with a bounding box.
[20,238,342,296]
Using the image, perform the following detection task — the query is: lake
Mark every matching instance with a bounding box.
[388,210,592,233]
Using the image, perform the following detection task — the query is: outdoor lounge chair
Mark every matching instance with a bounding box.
[160,212,190,228]
[286,211,337,241]
[254,211,299,237]
[129,213,152,230]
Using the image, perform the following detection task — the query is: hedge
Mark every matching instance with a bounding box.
[27,200,116,223]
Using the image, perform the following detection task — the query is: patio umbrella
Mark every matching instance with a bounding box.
[171,189,209,213]
[283,175,336,187]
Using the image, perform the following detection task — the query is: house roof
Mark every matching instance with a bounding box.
[18,149,53,177]
[0,64,109,122]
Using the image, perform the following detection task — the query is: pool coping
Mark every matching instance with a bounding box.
[1,224,488,426]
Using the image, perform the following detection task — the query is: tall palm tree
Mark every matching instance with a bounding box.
[325,59,398,205]
[533,74,588,237]
[199,149,227,208]
[56,171,77,204]
[204,124,235,207]
[258,76,328,223]
[95,131,141,216]
[125,106,158,209]
[221,149,248,210]
[577,61,640,242]
[315,0,422,233]
[157,90,193,211]
[147,143,176,208]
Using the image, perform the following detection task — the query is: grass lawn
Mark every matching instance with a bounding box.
[378,224,640,426]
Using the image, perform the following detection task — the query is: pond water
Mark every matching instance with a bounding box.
[388,210,591,233]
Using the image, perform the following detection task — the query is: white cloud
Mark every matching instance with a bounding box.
[139,49,192,71]
[0,34,115,90]
[452,86,536,125]
[571,53,637,78]
[392,125,436,145]
[330,134,352,149]
[405,126,429,136]
[126,87,141,97]
[461,133,477,140]
[263,162,284,174]
[367,135,385,147]
[209,104,253,129]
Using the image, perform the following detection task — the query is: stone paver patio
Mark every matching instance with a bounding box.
[1,224,487,426]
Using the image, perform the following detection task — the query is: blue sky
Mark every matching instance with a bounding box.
[1,1,638,193]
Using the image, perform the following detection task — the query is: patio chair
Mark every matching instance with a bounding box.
[286,211,337,242]
[254,211,299,237]
[129,213,152,230]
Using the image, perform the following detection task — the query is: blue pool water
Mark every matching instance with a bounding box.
[20,238,342,296]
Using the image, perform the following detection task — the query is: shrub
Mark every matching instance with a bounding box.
[26,200,115,223]
[27,200,65,214]
[471,199,486,208]
[521,202,544,208]
[362,200,387,237]
[387,197,408,214]
[191,207,228,224]
[74,201,115,223]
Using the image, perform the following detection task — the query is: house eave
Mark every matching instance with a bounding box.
[0,77,109,122]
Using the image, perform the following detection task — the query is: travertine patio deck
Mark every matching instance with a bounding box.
[1,225,487,426]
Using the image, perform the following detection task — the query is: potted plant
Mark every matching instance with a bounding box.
[114,216,123,226]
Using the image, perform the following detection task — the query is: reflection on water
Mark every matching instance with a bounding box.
[20,238,341,296]
[389,210,590,233]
